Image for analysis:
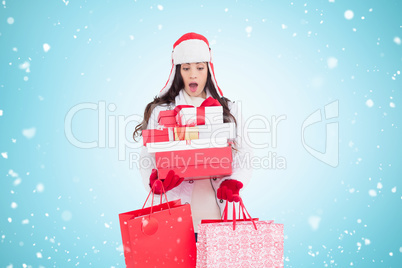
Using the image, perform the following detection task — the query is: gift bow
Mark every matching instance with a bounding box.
[174,97,221,126]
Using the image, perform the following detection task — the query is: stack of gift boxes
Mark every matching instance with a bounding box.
[143,104,236,180]
[119,101,285,267]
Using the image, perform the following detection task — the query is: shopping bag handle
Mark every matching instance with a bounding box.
[138,180,174,236]
[142,179,172,216]
[221,197,257,231]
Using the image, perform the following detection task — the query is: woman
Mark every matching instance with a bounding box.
[133,32,253,236]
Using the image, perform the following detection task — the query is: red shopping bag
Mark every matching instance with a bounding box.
[119,182,196,267]
[197,198,284,268]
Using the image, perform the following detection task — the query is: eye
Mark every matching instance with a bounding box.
[197,67,205,71]
[182,67,190,71]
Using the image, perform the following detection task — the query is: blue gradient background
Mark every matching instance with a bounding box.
[1,0,401,267]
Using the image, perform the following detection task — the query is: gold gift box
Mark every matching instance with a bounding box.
[174,126,199,141]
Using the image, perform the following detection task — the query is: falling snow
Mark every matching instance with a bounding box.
[1,2,401,267]
[308,216,321,230]
[245,26,252,37]
[327,57,338,69]
[7,17,14,24]
[8,169,18,177]
[61,210,72,221]
[366,99,374,107]
[22,127,36,139]
[36,183,45,193]
[19,62,30,72]
[43,43,51,52]
[344,10,354,20]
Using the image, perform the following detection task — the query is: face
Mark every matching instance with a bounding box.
[180,62,208,98]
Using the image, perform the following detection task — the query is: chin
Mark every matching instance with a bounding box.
[194,92,204,97]
[188,90,198,96]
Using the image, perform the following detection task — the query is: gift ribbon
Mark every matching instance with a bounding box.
[221,197,257,231]
[174,97,221,126]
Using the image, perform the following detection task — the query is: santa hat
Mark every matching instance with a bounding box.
[159,32,223,97]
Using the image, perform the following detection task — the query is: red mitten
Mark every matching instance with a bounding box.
[217,179,243,202]
[149,169,184,194]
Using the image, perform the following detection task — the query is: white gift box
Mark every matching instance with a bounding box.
[147,137,229,153]
[176,106,223,126]
[164,122,237,142]
[196,122,236,140]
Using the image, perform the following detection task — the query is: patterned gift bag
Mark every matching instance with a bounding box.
[196,199,284,268]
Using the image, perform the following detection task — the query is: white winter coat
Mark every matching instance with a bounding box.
[139,89,253,216]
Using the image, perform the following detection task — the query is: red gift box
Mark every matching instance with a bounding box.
[158,110,177,127]
[142,128,169,146]
[155,146,232,180]
[147,137,229,153]
[142,127,201,146]
[157,110,175,121]
[142,123,236,146]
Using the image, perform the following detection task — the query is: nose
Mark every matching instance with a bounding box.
[190,68,197,79]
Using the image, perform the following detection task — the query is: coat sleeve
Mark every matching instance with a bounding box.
[139,105,164,192]
[211,101,253,191]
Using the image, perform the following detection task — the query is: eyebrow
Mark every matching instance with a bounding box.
[183,62,206,65]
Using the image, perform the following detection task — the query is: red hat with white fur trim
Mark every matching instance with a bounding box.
[159,32,223,97]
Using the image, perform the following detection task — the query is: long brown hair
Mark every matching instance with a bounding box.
[133,64,236,141]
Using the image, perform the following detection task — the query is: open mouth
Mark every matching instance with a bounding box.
[189,82,198,92]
